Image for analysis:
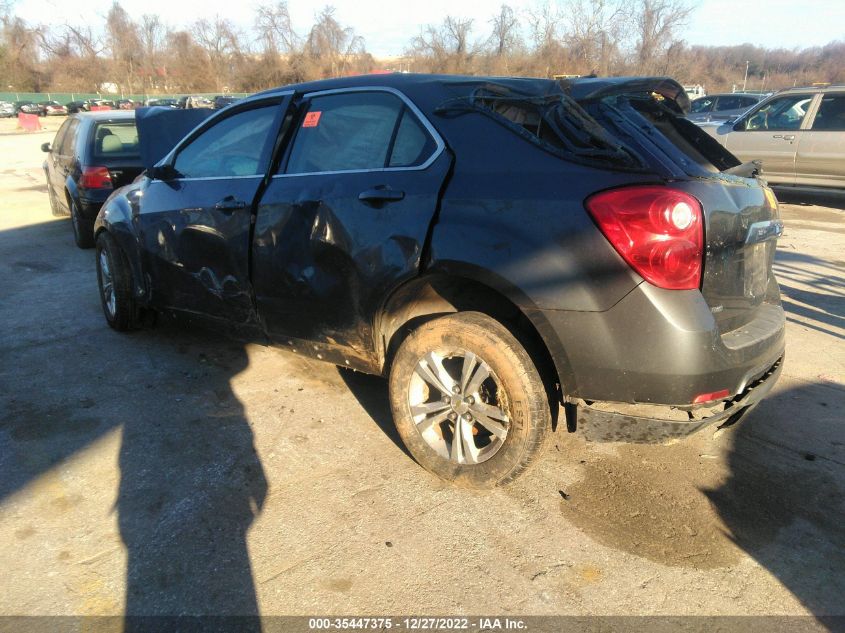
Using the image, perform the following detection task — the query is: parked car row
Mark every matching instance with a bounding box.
[4,95,243,119]
[38,73,786,488]
[686,92,767,123]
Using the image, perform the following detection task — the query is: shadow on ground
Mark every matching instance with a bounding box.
[774,250,845,340]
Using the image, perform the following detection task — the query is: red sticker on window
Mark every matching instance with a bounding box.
[303,111,322,128]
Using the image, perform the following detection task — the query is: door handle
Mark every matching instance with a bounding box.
[214,196,247,212]
[358,187,405,204]
[772,134,796,141]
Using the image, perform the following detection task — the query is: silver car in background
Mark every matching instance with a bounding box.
[701,85,845,192]
[687,92,766,123]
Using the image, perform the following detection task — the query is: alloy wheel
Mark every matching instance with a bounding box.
[408,350,510,464]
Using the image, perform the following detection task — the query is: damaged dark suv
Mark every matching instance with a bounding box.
[93,74,785,487]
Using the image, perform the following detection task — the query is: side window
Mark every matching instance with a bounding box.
[58,119,80,156]
[284,91,435,174]
[389,109,436,167]
[52,119,71,153]
[715,96,742,111]
[739,96,758,108]
[743,95,813,131]
[173,105,279,178]
[689,98,713,113]
[810,94,845,131]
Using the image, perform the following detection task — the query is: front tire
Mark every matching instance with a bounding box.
[95,232,136,331]
[388,312,552,488]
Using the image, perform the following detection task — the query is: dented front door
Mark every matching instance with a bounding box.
[137,98,289,323]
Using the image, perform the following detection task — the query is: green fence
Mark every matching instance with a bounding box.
[0,92,250,103]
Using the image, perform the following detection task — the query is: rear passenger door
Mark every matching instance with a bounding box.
[794,92,845,189]
[252,88,451,362]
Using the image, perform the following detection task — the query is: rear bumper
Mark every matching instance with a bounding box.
[77,190,111,220]
[528,281,786,406]
[576,355,783,442]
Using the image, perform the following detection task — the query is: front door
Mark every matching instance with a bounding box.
[795,92,845,189]
[137,97,289,323]
[725,93,817,185]
[252,88,451,364]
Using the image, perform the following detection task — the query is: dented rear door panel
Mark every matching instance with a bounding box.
[252,151,452,362]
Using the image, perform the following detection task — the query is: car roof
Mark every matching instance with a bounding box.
[776,84,845,94]
[693,92,763,99]
[252,72,559,101]
[74,110,136,121]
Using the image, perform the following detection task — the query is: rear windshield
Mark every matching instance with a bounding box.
[92,121,140,159]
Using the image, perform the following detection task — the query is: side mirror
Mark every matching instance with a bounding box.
[41,142,51,153]
[151,163,179,181]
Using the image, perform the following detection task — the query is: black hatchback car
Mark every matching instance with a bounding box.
[42,111,143,248]
[93,74,785,487]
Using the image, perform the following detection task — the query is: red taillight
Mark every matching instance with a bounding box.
[586,186,704,290]
[692,389,730,404]
[80,166,112,189]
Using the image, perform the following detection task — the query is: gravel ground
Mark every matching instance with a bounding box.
[0,117,843,621]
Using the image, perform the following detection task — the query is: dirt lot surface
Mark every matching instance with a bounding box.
[0,117,843,620]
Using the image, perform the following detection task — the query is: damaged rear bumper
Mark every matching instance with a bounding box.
[577,355,783,443]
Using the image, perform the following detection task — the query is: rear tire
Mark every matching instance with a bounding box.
[70,199,94,249]
[95,231,136,331]
[388,311,552,488]
[47,184,63,217]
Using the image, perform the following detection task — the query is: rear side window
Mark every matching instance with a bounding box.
[715,96,743,111]
[174,105,279,178]
[92,122,139,159]
[690,98,714,113]
[284,92,435,174]
[738,96,759,108]
[810,94,845,131]
[389,109,436,167]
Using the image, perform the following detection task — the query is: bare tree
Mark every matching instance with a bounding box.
[488,4,522,58]
[526,1,561,54]
[630,0,694,74]
[563,0,626,75]
[255,2,299,55]
[305,6,367,77]
[105,1,141,94]
[1,13,44,91]
[192,16,241,91]
[408,15,476,73]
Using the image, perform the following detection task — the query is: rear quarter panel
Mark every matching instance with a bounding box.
[426,108,652,312]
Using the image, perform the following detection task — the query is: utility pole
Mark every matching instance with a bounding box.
[742,60,750,92]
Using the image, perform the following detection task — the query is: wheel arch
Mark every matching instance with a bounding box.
[376,272,575,410]
[94,197,148,305]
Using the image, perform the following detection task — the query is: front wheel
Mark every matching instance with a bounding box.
[95,232,137,331]
[388,312,552,488]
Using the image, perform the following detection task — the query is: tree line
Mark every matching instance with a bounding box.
[1,0,843,97]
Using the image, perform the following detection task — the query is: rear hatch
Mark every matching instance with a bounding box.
[89,119,144,188]
[567,77,783,334]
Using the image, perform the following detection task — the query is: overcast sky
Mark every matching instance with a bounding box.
[12,0,845,58]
